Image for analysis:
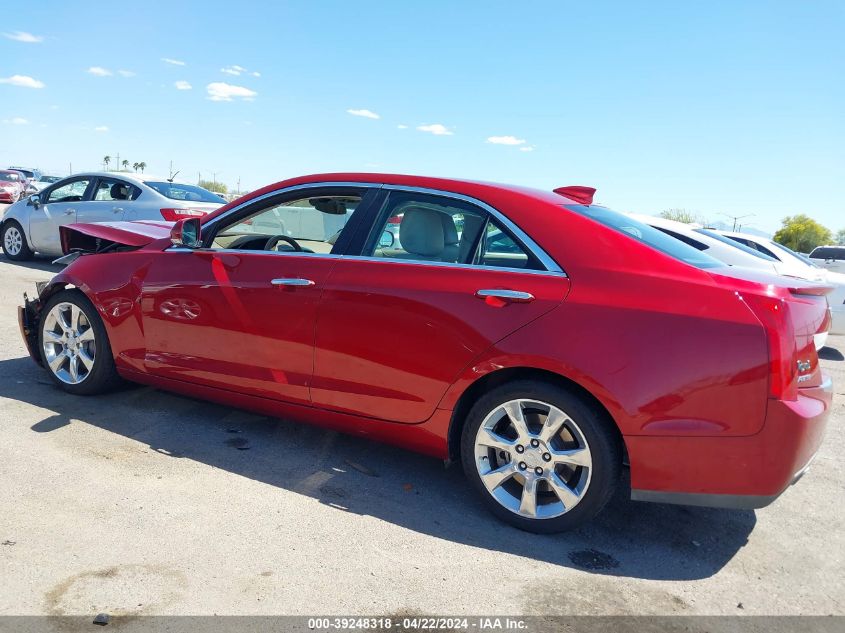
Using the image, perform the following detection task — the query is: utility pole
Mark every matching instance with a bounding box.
[237,177,241,195]
[115,152,119,173]
[720,212,755,232]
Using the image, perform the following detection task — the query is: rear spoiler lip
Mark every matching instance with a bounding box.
[788,284,835,297]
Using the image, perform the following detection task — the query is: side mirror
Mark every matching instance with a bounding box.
[27,194,40,208]
[379,230,395,248]
[170,217,202,248]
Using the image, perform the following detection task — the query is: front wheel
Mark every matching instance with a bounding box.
[461,380,622,533]
[2,220,33,261]
[38,290,122,395]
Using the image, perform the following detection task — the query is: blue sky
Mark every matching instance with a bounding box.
[2,1,843,233]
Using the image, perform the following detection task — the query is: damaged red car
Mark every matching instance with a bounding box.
[18,173,833,532]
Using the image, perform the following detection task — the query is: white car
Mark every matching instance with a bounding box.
[631,215,781,272]
[1,171,225,261]
[716,230,845,337]
[808,245,845,275]
[28,174,63,192]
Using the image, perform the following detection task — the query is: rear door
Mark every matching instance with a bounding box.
[76,177,139,223]
[311,188,570,423]
[29,177,93,255]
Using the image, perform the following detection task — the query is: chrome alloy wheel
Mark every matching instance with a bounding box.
[474,399,592,519]
[41,302,97,384]
[3,225,22,256]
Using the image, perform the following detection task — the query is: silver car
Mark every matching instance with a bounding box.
[1,171,225,260]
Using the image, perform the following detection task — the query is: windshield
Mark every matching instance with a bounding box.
[693,228,778,261]
[566,205,723,269]
[145,181,225,203]
[0,172,21,182]
[9,169,34,179]
[39,175,61,183]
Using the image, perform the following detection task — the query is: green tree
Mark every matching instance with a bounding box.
[137,162,146,173]
[198,179,227,194]
[132,162,140,172]
[121,160,129,170]
[772,214,832,253]
[103,155,111,170]
[659,209,703,224]
[836,228,845,245]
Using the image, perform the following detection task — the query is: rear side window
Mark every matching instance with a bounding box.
[655,227,709,251]
[145,181,225,203]
[810,246,845,260]
[724,236,777,259]
[566,205,723,269]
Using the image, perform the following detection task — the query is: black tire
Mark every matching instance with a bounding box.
[2,220,34,261]
[38,290,123,395]
[460,380,622,533]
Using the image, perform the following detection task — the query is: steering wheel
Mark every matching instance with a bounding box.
[264,234,302,252]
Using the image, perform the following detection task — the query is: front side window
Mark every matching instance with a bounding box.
[93,178,140,201]
[47,179,90,203]
[210,194,362,255]
[146,181,225,203]
[0,172,21,183]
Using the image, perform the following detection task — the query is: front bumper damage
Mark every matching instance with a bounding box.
[18,283,48,365]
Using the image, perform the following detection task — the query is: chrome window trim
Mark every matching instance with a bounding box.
[191,180,566,276]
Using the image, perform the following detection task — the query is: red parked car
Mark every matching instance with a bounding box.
[18,173,833,532]
[0,170,26,203]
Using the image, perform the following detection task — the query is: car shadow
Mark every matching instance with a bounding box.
[0,256,63,274]
[2,355,756,581]
[819,346,844,361]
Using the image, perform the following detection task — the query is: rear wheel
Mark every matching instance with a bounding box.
[2,220,33,261]
[461,380,621,533]
[38,290,122,395]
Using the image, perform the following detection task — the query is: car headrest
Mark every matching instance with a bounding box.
[400,208,445,257]
[110,183,130,200]
[441,214,459,245]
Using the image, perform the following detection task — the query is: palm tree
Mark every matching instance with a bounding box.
[132,162,139,172]
[121,160,129,171]
[103,156,111,170]
[138,162,146,173]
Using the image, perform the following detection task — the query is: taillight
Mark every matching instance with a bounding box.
[160,208,205,221]
[387,215,403,224]
[741,290,798,401]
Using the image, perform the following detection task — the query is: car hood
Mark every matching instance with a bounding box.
[60,220,174,254]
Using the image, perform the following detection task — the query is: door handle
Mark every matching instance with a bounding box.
[113,207,124,213]
[475,289,534,303]
[271,278,315,287]
[64,209,74,216]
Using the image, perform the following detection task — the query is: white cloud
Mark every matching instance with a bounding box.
[94,126,109,132]
[417,123,454,136]
[206,82,257,102]
[251,71,261,77]
[2,31,43,43]
[519,146,535,152]
[2,117,29,125]
[87,66,112,77]
[174,80,192,90]
[221,67,241,76]
[397,124,408,129]
[117,69,136,77]
[347,108,380,120]
[161,58,186,66]
[0,74,45,88]
[487,135,526,146]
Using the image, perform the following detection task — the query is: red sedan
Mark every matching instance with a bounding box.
[0,170,25,203]
[18,173,833,532]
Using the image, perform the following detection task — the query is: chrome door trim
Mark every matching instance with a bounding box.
[337,255,564,277]
[194,180,566,276]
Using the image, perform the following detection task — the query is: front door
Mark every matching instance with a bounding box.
[29,177,93,255]
[75,177,137,223]
[139,186,376,405]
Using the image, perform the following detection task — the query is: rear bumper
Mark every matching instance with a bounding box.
[18,296,42,364]
[627,376,832,509]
